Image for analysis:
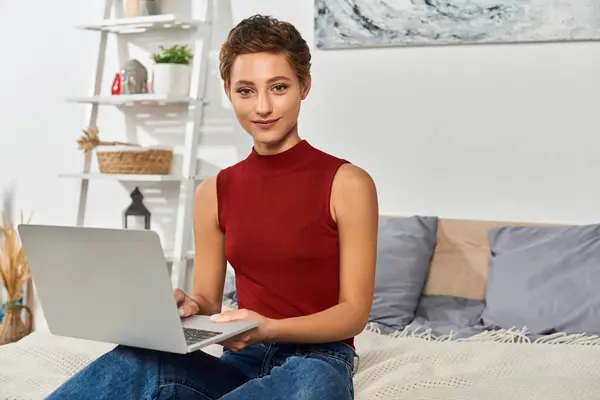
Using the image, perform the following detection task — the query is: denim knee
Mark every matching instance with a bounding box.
[285,356,354,399]
[155,383,212,400]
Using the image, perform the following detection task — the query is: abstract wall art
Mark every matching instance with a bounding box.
[314,0,600,49]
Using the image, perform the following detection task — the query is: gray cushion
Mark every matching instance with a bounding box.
[408,294,486,338]
[481,224,600,335]
[415,294,484,327]
[369,216,438,331]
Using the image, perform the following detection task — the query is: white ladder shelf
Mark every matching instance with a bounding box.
[63,0,219,291]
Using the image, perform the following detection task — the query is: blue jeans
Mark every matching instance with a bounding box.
[45,341,356,399]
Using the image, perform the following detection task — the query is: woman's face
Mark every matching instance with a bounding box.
[226,52,310,147]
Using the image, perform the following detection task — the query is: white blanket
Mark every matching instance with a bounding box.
[2,327,600,399]
[353,326,600,399]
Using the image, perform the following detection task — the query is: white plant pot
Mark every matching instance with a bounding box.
[151,64,190,96]
[122,0,158,18]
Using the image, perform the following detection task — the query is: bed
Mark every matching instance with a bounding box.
[2,217,600,399]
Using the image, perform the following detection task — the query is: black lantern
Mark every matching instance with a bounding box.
[123,187,151,230]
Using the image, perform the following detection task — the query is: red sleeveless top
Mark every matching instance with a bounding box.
[216,140,353,347]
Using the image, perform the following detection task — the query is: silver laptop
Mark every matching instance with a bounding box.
[17,224,257,354]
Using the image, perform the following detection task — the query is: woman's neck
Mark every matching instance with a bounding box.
[253,125,301,156]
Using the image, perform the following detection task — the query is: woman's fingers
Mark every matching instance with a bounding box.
[174,288,186,307]
[228,341,246,352]
[220,334,253,352]
[173,289,199,317]
[211,309,249,322]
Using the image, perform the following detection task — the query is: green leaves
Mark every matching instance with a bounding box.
[151,45,194,65]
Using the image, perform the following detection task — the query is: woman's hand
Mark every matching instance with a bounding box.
[211,309,275,352]
[174,288,201,317]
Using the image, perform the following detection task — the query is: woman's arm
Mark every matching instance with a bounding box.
[215,164,378,345]
[177,176,228,317]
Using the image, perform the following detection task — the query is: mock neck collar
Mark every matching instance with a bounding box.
[247,139,314,174]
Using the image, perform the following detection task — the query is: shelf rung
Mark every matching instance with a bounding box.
[65,94,197,106]
[164,249,195,262]
[58,173,187,182]
[77,14,207,34]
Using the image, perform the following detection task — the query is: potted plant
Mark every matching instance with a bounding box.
[151,45,193,96]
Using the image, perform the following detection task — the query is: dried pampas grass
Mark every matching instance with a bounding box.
[0,212,31,303]
[0,211,34,344]
[77,127,141,153]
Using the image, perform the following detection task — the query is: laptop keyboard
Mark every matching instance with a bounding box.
[183,327,223,345]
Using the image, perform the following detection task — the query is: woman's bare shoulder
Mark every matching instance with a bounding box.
[331,163,378,223]
[333,164,377,200]
[194,177,220,226]
[194,176,218,207]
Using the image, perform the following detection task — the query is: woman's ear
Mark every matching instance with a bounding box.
[301,74,312,100]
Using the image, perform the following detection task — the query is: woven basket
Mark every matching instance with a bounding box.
[0,303,32,345]
[96,147,173,175]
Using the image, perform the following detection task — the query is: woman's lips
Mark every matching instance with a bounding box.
[252,118,280,130]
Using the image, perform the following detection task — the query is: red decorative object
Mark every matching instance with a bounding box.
[111,73,121,95]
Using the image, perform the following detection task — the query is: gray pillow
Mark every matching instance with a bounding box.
[415,294,484,327]
[369,216,438,332]
[409,294,486,337]
[481,224,600,335]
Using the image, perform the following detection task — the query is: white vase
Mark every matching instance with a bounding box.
[124,0,139,17]
[123,0,158,17]
[151,64,190,96]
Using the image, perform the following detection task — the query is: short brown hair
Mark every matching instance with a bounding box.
[219,14,311,89]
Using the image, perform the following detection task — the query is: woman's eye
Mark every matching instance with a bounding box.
[237,88,252,96]
[273,84,288,92]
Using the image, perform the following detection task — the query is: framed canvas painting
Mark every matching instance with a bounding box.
[315,0,600,49]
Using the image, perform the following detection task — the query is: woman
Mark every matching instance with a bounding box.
[47,14,378,400]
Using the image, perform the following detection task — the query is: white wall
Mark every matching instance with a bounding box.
[0,1,599,330]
